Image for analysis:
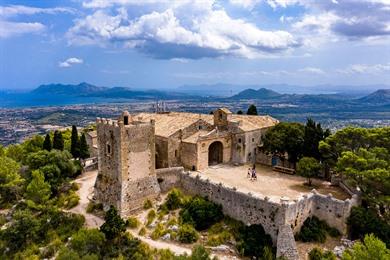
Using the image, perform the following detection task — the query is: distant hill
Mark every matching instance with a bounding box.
[358,89,390,104]
[30,82,194,100]
[231,88,283,99]
[32,82,107,96]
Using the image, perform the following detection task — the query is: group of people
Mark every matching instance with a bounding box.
[247,165,257,181]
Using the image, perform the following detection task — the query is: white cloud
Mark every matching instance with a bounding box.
[0,20,45,38]
[0,5,75,17]
[58,57,84,68]
[229,0,262,10]
[67,2,300,59]
[82,0,168,8]
[337,63,390,74]
[299,67,325,74]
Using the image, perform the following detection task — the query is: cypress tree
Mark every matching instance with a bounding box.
[79,133,90,159]
[70,125,80,158]
[43,133,52,151]
[52,130,64,151]
[246,104,258,115]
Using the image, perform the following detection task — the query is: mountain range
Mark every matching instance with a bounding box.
[1,82,389,108]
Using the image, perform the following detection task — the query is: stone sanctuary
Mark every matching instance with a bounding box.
[92,108,359,260]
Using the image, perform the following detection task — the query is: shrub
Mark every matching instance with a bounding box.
[236,224,273,258]
[126,216,140,229]
[69,228,105,257]
[165,188,184,210]
[190,245,212,260]
[143,199,153,209]
[296,216,337,243]
[309,247,336,260]
[178,224,199,243]
[86,202,103,214]
[347,206,390,247]
[342,234,390,260]
[146,209,156,226]
[151,223,166,240]
[138,227,146,236]
[180,196,223,231]
[57,190,79,209]
[100,206,126,240]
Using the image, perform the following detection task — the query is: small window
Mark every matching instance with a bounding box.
[252,138,255,142]
[219,113,223,119]
[248,152,251,157]
[107,144,111,155]
[124,116,129,125]
[238,138,242,143]
[198,125,202,130]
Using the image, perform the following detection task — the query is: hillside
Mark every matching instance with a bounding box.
[231,88,283,99]
[32,82,107,96]
[358,89,390,104]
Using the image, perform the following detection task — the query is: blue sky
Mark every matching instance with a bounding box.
[0,0,389,91]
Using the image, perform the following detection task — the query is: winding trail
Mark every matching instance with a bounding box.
[69,170,203,257]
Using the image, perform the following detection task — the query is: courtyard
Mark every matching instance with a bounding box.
[190,164,350,202]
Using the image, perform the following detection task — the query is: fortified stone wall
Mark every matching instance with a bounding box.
[155,167,357,245]
[276,225,299,260]
[155,136,168,168]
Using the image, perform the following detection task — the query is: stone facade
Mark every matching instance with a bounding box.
[135,108,278,171]
[94,112,160,216]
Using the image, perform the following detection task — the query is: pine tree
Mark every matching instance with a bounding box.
[43,133,52,151]
[237,110,243,114]
[246,104,258,115]
[52,130,64,151]
[79,133,90,159]
[71,125,80,158]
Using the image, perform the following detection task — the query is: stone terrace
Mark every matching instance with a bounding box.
[190,164,350,202]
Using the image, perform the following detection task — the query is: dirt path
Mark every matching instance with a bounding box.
[70,170,221,257]
[69,170,103,228]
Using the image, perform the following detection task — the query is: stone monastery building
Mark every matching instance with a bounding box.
[136,108,278,170]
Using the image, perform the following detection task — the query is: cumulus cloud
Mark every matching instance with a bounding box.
[0,20,45,38]
[67,1,300,59]
[58,57,84,68]
[0,4,75,39]
[290,0,390,40]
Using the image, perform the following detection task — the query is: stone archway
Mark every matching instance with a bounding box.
[208,141,223,166]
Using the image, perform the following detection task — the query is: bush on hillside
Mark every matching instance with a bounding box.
[178,224,199,243]
[179,196,223,231]
[296,216,339,243]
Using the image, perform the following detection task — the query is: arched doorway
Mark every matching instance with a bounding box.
[208,141,223,166]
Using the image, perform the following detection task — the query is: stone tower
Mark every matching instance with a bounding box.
[94,111,161,217]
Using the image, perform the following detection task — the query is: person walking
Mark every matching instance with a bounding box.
[251,165,257,181]
[247,168,252,179]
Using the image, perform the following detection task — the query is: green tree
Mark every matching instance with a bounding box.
[53,130,64,151]
[236,224,273,259]
[79,133,90,159]
[303,118,330,160]
[237,110,243,115]
[43,133,52,151]
[180,196,223,231]
[0,156,24,206]
[70,228,105,257]
[342,234,390,260]
[71,125,80,158]
[336,147,390,212]
[246,104,258,115]
[297,157,321,186]
[347,207,390,247]
[25,170,51,205]
[263,122,305,167]
[189,245,213,260]
[100,206,126,240]
[309,247,336,260]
